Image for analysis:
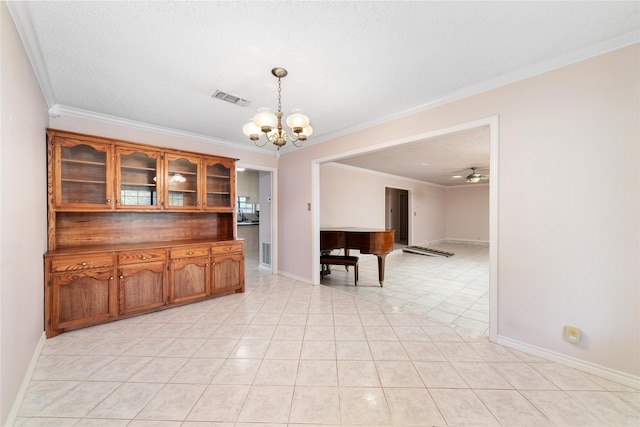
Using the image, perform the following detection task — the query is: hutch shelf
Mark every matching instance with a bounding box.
[44,129,244,338]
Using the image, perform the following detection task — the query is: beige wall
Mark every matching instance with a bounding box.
[237,169,259,203]
[1,3,49,423]
[320,163,489,244]
[320,163,448,244]
[445,185,489,242]
[280,44,639,379]
[237,169,260,219]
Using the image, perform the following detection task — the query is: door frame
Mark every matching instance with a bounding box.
[312,115,499,341]
[236,163,278,274]
[385,187,410,245]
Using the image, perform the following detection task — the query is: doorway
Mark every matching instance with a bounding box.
[312,116,498,340]
[236,167,276,272]
[385,187,409,246]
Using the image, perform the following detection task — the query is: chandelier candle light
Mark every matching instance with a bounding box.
[243,67,313,150]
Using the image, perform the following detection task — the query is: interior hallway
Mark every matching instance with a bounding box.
[12,255,639,426]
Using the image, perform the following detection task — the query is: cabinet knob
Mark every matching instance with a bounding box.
[79,262,92,266]
[109,276,114,280]
[197,202,201,206]
[187,251,194,255]
[107,199,111,203]
[226,247,231,251]
[116,199,120,204]
[206,263,209,267]
[203,202,207,206]
[142,256,146,260]
[119,275,124,279]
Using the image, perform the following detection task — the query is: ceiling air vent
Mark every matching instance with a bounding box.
[212,90,250,107]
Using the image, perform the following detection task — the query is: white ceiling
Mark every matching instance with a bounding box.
[7,1,639,186]
[334,125,491,186]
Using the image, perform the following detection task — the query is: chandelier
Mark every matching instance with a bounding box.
[242,67,313,150]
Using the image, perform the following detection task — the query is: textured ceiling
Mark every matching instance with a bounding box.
[334,126,491,186]
[7,1,639,185]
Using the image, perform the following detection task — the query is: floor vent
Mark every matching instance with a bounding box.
[211,90,250,107]
[261,242,271,265]
[402,246,455,257]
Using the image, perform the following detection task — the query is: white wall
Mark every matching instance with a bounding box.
[320,163,489,244]
[445,184,489,242]
[237,169,260,211]
[320,163,447,244]
[0,3,49,423]
[279,44,639,380]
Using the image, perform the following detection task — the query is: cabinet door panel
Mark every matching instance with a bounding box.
[203,157,234,211]
[164,154,201,210]
[116,147,161,209]
[52,269,116,330]
[53,137,113,210]
[211,253,244,294]
[171,257,209,303]
[119,262,167,314]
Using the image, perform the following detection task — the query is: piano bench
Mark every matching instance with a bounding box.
[320,255,359,285]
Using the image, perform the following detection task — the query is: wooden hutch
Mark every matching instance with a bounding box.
[44,129,244,337]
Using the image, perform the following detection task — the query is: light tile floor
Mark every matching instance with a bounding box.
[319,242,490,335]
[13,245,640,426]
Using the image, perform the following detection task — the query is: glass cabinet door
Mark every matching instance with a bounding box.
[54,138,113,209]
[116,147,161,209]
[203,157,234,211]
[164,153,201,209]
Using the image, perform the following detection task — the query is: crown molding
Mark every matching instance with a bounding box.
[6,1,56,107]
[308,31,640,146]
[326,162,445,188]
[49,105,267,154]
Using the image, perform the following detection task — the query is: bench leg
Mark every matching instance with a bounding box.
[354,263,358,286]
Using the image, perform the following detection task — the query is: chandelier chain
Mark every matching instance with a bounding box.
[277,78,282,114]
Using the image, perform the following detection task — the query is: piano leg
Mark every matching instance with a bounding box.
[376,254,387,287]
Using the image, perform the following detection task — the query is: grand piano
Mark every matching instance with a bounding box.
[320,228,395,286]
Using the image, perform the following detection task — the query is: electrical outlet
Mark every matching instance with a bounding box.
[565,325,580,343]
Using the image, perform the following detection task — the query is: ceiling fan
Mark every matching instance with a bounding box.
[466,167,489,183]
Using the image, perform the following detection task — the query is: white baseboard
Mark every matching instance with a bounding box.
[419,238,489,246]
[444,238,489,245]
[495,335,640,390]
[5,332,47,427]
[277,270,313,285]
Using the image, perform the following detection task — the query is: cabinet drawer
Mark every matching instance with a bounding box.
[50,253,114,273]
[170,246,209,259]
[117,249,167,265]
[211,242,243,256]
